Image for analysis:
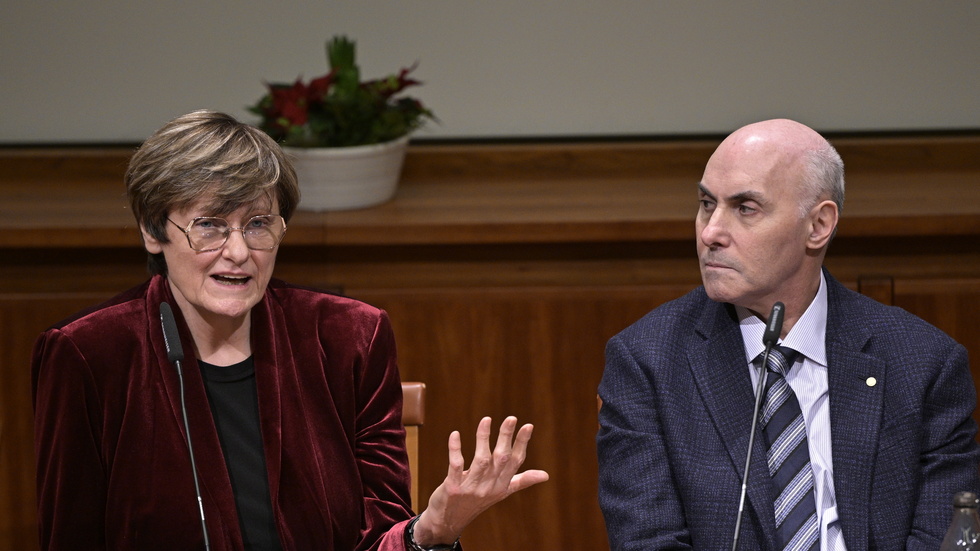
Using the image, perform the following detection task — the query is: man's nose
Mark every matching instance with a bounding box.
[699,209,729,248]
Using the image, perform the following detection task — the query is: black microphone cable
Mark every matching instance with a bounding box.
[160,302,211,551]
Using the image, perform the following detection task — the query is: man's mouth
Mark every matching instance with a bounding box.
[702,259,735,271]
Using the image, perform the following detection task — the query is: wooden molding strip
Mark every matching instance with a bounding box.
[1,135,978,248]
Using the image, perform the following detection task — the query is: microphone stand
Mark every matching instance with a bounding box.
[174,355,211,551]
[161,302,211,551]
[731,302,784,551]
[731,347,772,551]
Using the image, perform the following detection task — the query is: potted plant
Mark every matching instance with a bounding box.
[249,36,435,211]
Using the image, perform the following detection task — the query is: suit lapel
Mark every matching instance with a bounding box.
[825,276,885,551]
[688,300,778,548]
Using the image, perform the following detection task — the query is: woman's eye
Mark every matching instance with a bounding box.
[193,218,226,230]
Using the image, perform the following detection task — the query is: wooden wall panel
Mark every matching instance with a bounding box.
[1,136,977,550]
[0,294,116,551]
[348,285,694,551]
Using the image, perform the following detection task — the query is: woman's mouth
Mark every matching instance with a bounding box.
[212,274,251,286]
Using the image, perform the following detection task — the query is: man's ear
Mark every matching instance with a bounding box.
[807,200,838,250]
[141,225,164,254]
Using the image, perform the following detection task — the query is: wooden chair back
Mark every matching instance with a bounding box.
[401,381,426,511]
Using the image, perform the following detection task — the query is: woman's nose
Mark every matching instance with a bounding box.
[221,229,251,262]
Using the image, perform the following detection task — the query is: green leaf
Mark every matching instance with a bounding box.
[251,34,436,147]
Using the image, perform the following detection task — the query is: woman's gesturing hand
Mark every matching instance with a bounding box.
[411,416,550,546]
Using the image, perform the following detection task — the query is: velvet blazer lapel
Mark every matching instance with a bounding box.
[148,277,245,545]
[249,286,346,542]
[250,291,285,519]
[688,299,778,549]
[149,277,345,547]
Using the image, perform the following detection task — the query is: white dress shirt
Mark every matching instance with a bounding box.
[738,272,848,551]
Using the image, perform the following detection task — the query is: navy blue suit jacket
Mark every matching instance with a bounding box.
[597,271,980,550]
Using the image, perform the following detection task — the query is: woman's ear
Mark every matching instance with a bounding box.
[806,200,839,250]
[141,225,164,254]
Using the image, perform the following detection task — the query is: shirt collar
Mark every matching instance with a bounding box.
[736,271,828,366]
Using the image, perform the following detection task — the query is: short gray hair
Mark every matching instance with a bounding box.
[126,110,300,275]
[800,141,845,217]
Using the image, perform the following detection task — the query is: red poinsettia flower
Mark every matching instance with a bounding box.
[307,73,333,103]
[269,79,310,127]
[248,36,435,147]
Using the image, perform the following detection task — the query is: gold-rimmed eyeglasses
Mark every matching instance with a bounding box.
[168,214,287,252]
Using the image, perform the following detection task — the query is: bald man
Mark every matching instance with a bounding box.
[597,119,979,550]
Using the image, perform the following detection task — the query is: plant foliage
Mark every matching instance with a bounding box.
[249,36,435,147]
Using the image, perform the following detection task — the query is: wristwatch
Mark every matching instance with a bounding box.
[405,514,461,551]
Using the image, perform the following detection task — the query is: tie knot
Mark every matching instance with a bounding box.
[759,345,799,376]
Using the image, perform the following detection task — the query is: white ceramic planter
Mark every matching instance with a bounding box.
[283,135,410,211]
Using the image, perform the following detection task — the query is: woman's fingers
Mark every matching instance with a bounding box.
[509,469,550,493]
[459,417,538,488]
[451,417,546,489]
[423,416,549,541]
[492,416,518,458]
[472,416,492,460]
[446,430,464,483]
[509,423,534,461]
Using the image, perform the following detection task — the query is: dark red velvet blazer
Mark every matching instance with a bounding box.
[32,275,414,550]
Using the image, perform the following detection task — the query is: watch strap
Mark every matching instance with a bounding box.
[405,514,461,551]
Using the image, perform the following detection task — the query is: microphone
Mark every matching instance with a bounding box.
[762,302,784,348]
[731,301,784,551]
[160,302,184,364]
[160,302,211,551]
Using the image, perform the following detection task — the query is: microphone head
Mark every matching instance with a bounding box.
[762,302,785,347]
[159,302,184,363]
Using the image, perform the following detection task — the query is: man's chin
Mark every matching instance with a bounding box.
[702,283,740,305]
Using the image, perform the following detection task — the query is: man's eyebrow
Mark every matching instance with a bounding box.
[699,183,767,205]
[697,182,716,200]
[730,190,766,204]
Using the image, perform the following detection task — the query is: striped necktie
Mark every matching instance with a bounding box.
[759,346,819,551]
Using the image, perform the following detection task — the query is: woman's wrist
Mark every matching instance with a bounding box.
[405,513,460,551]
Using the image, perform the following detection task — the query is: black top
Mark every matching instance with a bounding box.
[200,356,283,551]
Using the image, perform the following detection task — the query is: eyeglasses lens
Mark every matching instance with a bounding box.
[187,216,284,251]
